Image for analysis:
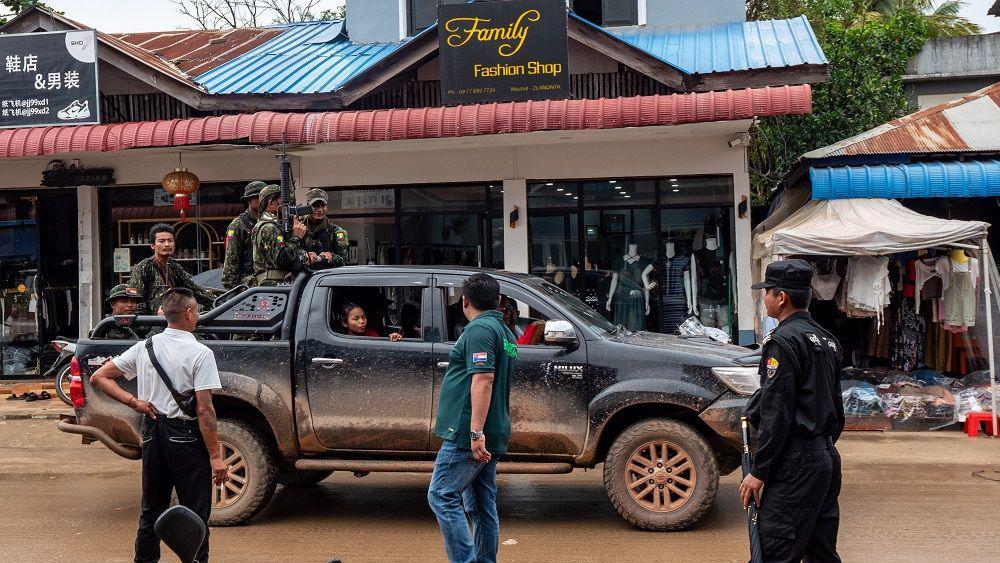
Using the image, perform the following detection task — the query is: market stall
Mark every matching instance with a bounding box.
[753,198,998,434]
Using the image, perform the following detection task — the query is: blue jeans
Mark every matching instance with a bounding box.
[427,439,499,563]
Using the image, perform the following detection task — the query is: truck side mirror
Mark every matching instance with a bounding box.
[543,320,576,346]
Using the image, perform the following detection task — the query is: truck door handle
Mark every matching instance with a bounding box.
[436,362,449,368]
[312,358,345,368]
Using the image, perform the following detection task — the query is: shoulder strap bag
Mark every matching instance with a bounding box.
[144,338,198,417]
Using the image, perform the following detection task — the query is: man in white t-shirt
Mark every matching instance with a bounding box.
[91,288,227,563]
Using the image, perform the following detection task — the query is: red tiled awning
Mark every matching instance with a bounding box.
[0,85,811,159]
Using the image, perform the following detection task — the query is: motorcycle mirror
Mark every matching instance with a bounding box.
[154,505,206,563]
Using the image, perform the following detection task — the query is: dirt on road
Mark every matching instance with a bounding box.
[1,419,998,562]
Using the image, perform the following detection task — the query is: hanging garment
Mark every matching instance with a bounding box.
[811,271,841,301]
[939,256,978,328]
[660,254,690,333]
[694,248,727,301]
[911,258,944,313]
[894,297,925,372]
[845,256,892,325]
[613,256,651,331]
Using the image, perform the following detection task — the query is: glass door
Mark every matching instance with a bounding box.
[0,195,40,377]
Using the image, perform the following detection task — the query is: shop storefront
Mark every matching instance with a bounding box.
[754,198,998,432]
[0,190,78,377]
[98,182,252,291]
[527,176,737,336]
[321,183,504,268]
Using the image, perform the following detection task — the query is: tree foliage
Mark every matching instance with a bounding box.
[0,0,58,25]
[172,0,344,29]
[747,0,980,203]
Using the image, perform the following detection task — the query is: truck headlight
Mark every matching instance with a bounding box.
[711,366,760,396]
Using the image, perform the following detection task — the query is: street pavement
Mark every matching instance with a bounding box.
[1,419,998,562]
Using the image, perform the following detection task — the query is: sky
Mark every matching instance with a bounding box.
[30,0,1000,33]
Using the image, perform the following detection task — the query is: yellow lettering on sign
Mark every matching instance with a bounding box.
[444,9,541,57]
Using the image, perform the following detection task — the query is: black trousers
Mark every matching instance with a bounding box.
[135,416,212,563]
[758,437,842,563]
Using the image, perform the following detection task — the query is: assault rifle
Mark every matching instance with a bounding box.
[277,143,310,233]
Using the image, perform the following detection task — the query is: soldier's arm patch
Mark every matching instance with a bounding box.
[766,357,779,379]
[276,234,285,247]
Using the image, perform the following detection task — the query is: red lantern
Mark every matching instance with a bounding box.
[162,167,200,220]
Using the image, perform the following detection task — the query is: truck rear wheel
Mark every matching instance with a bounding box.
[603,418,718,531]
[278,469,333,488]
[209,419,278,526]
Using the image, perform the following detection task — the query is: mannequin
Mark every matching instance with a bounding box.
[684,256,699,315]
[661,241,694,333]
[607,243,655,330]
[545,256,565,286]
[695,234,728,330]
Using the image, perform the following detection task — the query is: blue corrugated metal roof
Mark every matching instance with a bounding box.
[810,161,1000,200]
[195,15,826,95]
[195,20,408,95]
[608,15,826,75]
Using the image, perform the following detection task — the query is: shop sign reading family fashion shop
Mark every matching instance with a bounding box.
[438,0,569,105]
[0,30,99,128]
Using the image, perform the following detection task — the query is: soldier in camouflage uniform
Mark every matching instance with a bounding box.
[251,185,308,286]
[128,223,216,314]
[102,284,144,339]
[221,180,267,290]
[299,188,350,270]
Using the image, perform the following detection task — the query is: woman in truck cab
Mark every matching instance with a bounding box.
[339,302,403,341]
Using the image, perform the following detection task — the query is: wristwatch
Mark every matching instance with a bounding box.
[469,430,484,441]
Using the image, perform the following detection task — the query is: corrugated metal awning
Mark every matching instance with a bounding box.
[0,85,811,159]
[810,160,1000,200]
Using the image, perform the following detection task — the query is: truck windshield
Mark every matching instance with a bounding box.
[531,280,617,337]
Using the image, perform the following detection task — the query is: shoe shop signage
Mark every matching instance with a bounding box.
[438,0,569,105]
[0,30,100,128]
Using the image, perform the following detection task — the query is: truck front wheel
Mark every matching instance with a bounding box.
[603,418,719,531]
[208,419,278,526]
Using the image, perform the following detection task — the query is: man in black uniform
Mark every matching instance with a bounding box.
[741,259,845,563]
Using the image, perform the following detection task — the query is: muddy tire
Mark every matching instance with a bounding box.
[603,418,719,531]
[208,419,278,527]
[278,469,333,488]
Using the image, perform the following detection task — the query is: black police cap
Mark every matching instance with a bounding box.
[751,259,814,290]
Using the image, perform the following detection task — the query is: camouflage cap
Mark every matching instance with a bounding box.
[105,284,139,305]
[259,184,282,204]
[242,180,268,200]
[306,188,328,205]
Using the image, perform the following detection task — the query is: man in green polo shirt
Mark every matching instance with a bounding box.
[428,273,516,563]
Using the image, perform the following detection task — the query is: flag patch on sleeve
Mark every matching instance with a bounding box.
[766,357,779,378]
[472,352,488,365]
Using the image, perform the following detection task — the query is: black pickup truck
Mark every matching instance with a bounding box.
[59,266,759,531]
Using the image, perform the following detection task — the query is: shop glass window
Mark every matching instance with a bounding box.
[329,284,424,340]
[582,179,655,208]
[659,207,734,336]
[526,175,735,336]
[325,183,501,268]
[400,185,489,213]
[527,181,579,209]
[328,215,396,266]
[327,188,396,216]
[660,176,733,206]
[103,183,248,287]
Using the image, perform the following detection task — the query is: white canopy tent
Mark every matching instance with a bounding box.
[752,198,997,436]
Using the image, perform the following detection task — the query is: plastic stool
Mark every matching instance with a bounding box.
[964,413,998,437]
